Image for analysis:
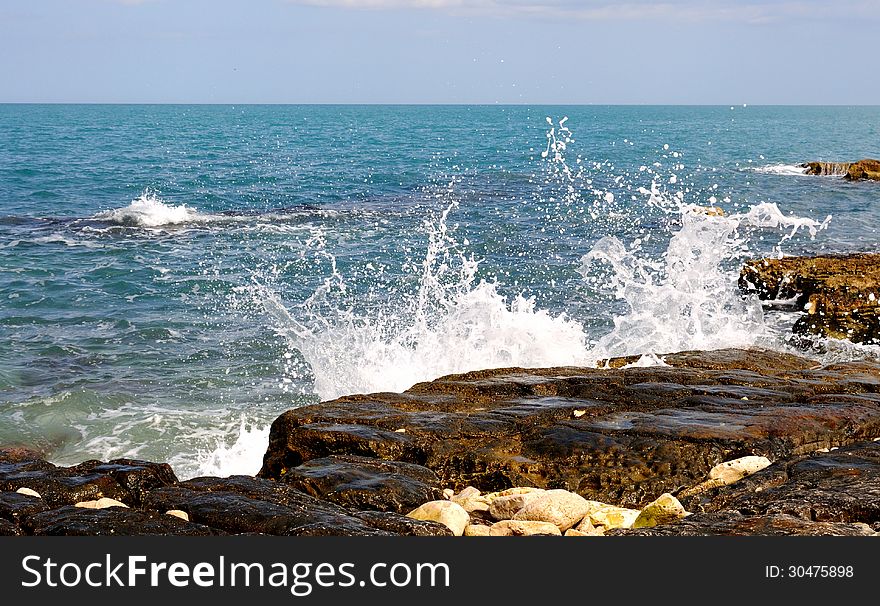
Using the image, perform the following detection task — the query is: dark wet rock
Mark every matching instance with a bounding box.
[22,506,220,536]
[143,476,392,536]
[0,446,48,464]
[682,440,880,525]
[740,253,880,343]
[0,462,131,508]
[610,512,874,536]
[261,348,880,508]
[0,518,22,536]
[0,456,179,509]
[0,491,50,523]
[277,454,443,514]
[353,511,453,536]
[69,459,178,506]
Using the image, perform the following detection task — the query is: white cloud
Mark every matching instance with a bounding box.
[287,0,880,23]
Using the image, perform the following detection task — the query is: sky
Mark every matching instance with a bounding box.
[1,0,879,104]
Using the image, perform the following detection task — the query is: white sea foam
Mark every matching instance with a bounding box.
[747,163,809,176]
[252,201,592,401]
[249,196,830,404]
[191,419,271,478]
[238,120,835,408]
[90,192,359,231]
[32,233,104,248]
[93,192,208,227]
[581,201,829,361]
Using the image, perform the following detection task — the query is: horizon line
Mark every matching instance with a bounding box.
[2,102,880,107]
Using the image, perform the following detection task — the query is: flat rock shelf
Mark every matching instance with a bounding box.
[3,348,880,536]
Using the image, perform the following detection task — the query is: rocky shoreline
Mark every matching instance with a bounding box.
[3,254,880,537]
[3,346,880,537]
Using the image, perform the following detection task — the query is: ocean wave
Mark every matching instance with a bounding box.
[91,192,215,227]
[245,202,593,401]
[88,192,376,231]
[746,163,808,176]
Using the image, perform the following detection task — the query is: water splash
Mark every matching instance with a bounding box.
[581,201,829,360]
[92,190,206,227]
[243,117,833,404]
[747,163,809,176]
[192,418,271,478]
[254,186,591,401]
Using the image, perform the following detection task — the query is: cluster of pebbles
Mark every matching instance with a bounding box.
[407,456,772,536]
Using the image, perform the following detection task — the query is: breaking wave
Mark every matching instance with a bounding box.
[92,191,210,227]
[238,119,833,403]
[746,163,808,176]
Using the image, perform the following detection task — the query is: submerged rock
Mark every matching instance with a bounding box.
[740,253,880,343]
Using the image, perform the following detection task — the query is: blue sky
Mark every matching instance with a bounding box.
[1,0,878,103]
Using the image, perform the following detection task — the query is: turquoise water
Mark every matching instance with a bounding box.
[1,105,879,477]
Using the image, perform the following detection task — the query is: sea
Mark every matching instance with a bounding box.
[1,104,878,479]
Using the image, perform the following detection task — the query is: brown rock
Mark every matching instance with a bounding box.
[260,348,880,508]
[682,440,880,524]
[354,510,453,536]
[142,476,393,536]
[0,492,49,523]
[488,489,546,521]
[275,454,442,514]
[802,161,852,176]
[0,518,21,536]
[611,512,874,536]
[22,506,220,536]
[406,501,469,536]
[740,253,880,343]
[489,520,561,536]
[464,524,492,536]
[844,159,880,181]
[511,489,592,531]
